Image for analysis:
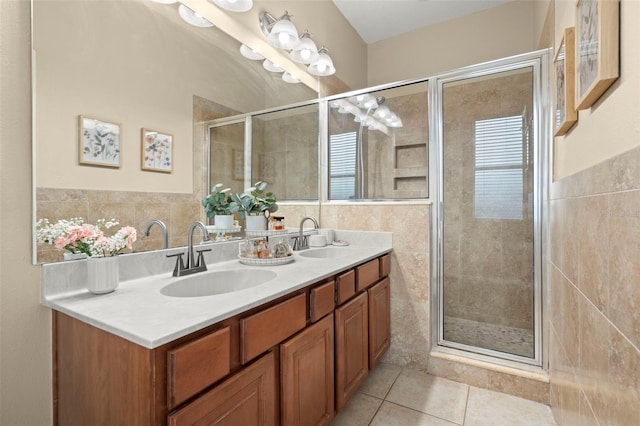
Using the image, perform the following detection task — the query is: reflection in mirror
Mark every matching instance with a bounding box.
[207,101,320,235]
[251,104,319,201]
[33,0,318,263]
[327,81,429,200]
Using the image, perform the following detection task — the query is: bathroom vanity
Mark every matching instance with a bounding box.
[43,231,391,425]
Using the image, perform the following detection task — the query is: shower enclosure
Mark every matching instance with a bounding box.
[430,51,548,365]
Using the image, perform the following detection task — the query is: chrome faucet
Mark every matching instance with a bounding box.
[142,219,168,249]
[167,221,211,277]
[294,216,319,251]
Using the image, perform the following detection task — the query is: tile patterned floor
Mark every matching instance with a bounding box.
[332,363,555,426]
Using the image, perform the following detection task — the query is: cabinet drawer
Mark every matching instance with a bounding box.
[310,280,335,323]
[336,270,356,304]
[167,326,231,409]
[379,253,391,278]
[356,258,380,292]
[241,293,307,364]
[168,351,277,426]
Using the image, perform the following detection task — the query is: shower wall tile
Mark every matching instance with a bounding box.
[549,145,640,425]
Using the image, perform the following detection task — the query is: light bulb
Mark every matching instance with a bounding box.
[316,62,327,73]
[278,32,290,45]
[301,49,311,60]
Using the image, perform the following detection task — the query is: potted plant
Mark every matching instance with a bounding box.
[35,217,137,294]
[229,181,278,231]
[202,183,234,229]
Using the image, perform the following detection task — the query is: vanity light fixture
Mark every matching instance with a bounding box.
[211,0,253,13]
[308,47,335,76]
[290,31,319,64]
[266,12,300,50]
[282,72,301,84]
[373,105,390,119]
[178,4,214,27]
[240,44,264,60]
[263,59,284,73]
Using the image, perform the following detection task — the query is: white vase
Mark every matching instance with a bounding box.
[214,214,234,229]
[245,214,267,231]
[86,256,119,294]
[63,252,88,261]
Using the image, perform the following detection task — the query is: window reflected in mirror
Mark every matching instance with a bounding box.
[327,81,429,200]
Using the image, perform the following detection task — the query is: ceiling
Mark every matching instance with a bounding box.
[332,0,512,44]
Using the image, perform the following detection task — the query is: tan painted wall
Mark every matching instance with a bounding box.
[1,0,53,424]
[553,0,640,179]
[366,1,537,86]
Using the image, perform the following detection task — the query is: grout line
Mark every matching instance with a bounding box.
[461,384,470,426]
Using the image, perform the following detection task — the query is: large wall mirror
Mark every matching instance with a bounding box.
[327,81,429,200]
[32,0,319,264]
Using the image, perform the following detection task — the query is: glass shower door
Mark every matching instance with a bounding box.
[439,65,538,361]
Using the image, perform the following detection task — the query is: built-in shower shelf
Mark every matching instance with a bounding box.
[393,167,428,178]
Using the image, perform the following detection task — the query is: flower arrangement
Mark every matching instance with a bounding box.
[202,183,232,217]
[36,217,137,257]
[229,181,278,219]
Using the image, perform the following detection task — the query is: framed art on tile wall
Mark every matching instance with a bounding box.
[575,0,619,110]
[141,129,173,173]
[554,27,578,136]
[78,115,121,168]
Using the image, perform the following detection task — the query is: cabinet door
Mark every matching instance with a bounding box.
[368,277,391,368]
[281,314,335,426]
[167,351,277,426]
[335,292,368,412]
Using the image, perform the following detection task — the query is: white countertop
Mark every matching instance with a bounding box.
[41,230,392,349]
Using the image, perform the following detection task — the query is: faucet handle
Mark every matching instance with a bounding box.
[167,252,186,277]
[195,248,211,268]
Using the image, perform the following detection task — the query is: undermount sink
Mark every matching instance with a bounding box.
[160,269,277,298]
[298,247,353,259]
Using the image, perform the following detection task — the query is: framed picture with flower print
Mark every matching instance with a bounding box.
[575,0,619,110]
[78,115,121,168]
[141,128,173,173]
[554,27,578,136]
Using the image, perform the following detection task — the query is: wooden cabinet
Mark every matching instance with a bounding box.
[368,277,391,368]
[336,269,356,304]
[168,351,277,426]
[241,293,307,364]
[167,326,231,409]
[53,252,391,425]
[356,258,380,292]
[335,292,369,412]
[309,279,335,323]
[281,314,334,426]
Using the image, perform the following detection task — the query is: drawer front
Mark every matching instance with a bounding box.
[168,351,277,426]
[310,280,335,323]
[379,253,391,278]
[336,270,356,305]
[241,293,307,364]
[356,258,380,292]
[167,326,231,409]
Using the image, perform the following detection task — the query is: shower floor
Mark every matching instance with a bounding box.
[443,316,534,358]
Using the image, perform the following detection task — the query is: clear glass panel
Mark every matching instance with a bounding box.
[441,67,535,359]
[252,104,319,201]
[209,121,246,195]
[327,81,429,200]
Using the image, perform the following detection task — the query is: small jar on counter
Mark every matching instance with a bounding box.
[271,216,285,231]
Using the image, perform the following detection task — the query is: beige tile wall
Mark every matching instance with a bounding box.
[548,146,640,425]
[321,203,432,366]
